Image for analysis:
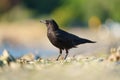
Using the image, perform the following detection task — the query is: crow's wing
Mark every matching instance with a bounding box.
[56,29,94,46]
[56,30,70,41]
[55,30,82,46]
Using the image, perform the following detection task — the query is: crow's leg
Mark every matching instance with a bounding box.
[56,49,62,61]
[64,49,68,60]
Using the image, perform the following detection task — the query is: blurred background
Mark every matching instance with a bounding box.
[0,0,120,58]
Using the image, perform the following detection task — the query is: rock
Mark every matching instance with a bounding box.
[116,47,120,61]
[107,47,120,62]
[0,49,15,65]
[65,57,73,62]
[17,53,35,64]
[73,55,85,61]
[0,60,4,67]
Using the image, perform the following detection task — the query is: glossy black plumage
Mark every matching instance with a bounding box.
[40,19,96,60]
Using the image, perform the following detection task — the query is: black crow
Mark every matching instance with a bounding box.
[40,19,96,60]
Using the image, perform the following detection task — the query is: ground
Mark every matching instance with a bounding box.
[0,55,120,80]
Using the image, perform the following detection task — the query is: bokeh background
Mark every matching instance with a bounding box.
[0,0,120,58]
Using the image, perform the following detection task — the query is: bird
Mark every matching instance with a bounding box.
[40,19,96,60]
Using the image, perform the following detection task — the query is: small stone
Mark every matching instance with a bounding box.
[98,58,104,62]
[66,57,73,62]
[18,53,35,63]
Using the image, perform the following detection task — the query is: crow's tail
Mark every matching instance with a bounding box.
[87,40,96,43]
[78,38,96,44]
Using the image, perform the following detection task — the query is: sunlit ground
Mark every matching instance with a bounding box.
[0,20,120,80]
[0,56,120,80]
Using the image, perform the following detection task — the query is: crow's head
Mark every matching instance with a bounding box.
[40,19,59,30]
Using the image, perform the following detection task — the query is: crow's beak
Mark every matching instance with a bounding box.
[40,20,46,24]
